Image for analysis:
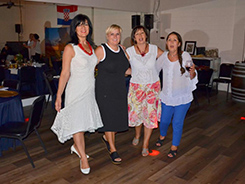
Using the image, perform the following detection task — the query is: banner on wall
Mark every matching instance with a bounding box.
[57,5,78,25]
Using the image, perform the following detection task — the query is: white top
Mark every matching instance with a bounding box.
[157,51,198,106]
[28,40,35,57]
[34,41,41,54]
[126,44,159,84]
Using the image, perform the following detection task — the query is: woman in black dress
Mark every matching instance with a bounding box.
[95,24,130,164]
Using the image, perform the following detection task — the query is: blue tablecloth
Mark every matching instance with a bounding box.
[4,65,48,95]
[0,93,24,156]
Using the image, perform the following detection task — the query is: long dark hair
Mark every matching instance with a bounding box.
[70,14,96,49]
[131,25,149,44]
[166,31,185,74]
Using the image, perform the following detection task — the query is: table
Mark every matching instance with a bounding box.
[192,57,221,84]
[4,64,48,95]
[0,91,24,156]
[192,56,221,78]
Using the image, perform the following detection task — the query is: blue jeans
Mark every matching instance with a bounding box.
[159,102,191,146]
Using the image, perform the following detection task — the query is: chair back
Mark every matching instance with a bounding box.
[51,56,62,75]
[41,57,50,67]
[219,63,234,78]
[43,69,57,96]
[197,69,213,86]
[0,66,5,83]
[20,66,36,83]
[25,95,45,137]
[2,79,20,91]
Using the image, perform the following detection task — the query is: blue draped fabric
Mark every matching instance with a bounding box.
[0,94,24,156]
[4,65,48,95]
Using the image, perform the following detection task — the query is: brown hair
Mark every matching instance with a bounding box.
[131,25,149,44]
[166,31,185,74]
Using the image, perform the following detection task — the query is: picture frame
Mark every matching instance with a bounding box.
[45,27,70,60]
[184,41,196,55]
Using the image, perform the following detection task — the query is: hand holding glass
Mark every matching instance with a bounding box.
[185,60,193,77]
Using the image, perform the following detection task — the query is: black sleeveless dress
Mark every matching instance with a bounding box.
[95,43,129,132]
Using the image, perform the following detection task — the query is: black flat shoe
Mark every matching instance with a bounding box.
[167,149,177,158]
[155,137,165,147]
[110,151,121,165]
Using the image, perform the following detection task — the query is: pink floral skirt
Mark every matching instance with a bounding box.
[128,81,161,129]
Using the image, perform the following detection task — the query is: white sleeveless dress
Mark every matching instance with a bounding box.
[51,44,103,143]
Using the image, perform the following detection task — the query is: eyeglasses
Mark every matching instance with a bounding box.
[78,22,89,27]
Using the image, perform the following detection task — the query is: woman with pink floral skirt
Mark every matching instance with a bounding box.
[126,25,163,156]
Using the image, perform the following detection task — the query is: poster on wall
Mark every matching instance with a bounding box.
[45,27,70,60]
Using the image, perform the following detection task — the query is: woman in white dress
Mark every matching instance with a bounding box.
[51,14,103,174]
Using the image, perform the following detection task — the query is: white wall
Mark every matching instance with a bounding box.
[154,0,245,63]
[155,0,216,11]
[0,6,20,45]
[21,2,93,54]
[0,2,137,53]
[27,0,150,13]
[150,0,245,91]
[93,9,136,48]
[229,0,245,62]
[1,0,245,91]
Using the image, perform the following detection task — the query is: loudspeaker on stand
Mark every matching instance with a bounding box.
[144,14,154,30]
[132,15,140,29]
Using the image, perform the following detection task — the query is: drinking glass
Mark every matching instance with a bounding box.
[185,60,193,77]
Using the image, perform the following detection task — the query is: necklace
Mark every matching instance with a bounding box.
[136,44,148,57]
[78,41,93,56]
[169,53,177,57]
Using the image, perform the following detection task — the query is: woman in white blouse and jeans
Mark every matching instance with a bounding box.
[156,31,198,158]
[126,25,163,156]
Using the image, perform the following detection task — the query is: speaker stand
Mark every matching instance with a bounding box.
[147,28,151,43]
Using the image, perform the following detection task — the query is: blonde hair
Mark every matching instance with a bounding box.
[106,24,122,35]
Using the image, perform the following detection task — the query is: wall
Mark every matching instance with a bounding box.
[28,0,150,13]
[1,0,245,91]
[22,2,93,54]
[152,0,245,91]
[0,5,20,46]
[155,0,245,62]
[155,0,216,11]
[231,0,245,62]
[0,2,137,53]
[93,9,136,48]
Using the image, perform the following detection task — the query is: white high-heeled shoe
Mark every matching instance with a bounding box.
[80,160,90,174]
[70,145,89,158]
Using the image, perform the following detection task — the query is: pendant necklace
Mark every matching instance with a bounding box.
[136,44,148,57]
[78,41,93,56]
[169,52,177,57]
